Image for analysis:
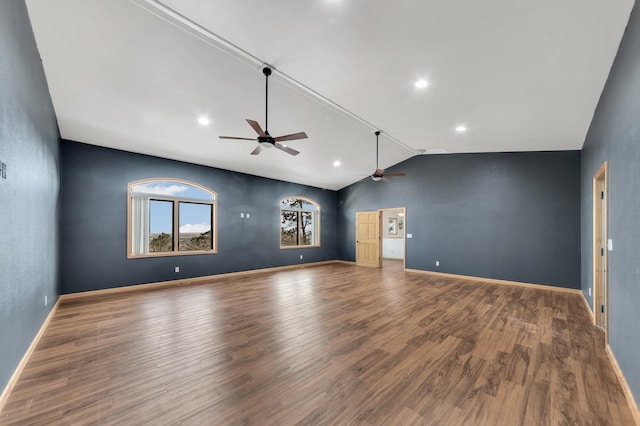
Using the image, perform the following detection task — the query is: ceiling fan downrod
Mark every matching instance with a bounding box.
[263,67,271,134]
[375,130,380,170]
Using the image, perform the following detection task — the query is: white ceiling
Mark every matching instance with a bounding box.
[25,0,633,190]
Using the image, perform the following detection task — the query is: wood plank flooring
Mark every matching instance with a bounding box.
[1,263,635,425]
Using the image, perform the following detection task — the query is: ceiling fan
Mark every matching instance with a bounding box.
[369,131,406,182]
[219,67,308,156]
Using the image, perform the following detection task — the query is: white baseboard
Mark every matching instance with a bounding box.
[0,298,61,414]
[606,345,640,425]
[404,268,582,295]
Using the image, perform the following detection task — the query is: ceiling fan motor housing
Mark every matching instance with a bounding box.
[258,134,274,147]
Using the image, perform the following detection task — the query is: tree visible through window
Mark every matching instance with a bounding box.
[280,197,320,247]
[128,179,217,257]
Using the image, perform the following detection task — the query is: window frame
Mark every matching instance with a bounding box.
[127,178,218,258]
[279,196,321,249]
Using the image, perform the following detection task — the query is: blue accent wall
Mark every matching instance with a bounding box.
[0,1,60,393]
[60,141,338,294]
[581,2,640,406]
[338,151,581,289]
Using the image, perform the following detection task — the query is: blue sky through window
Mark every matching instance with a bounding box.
[179,203,211,234]
[149,200,172,234]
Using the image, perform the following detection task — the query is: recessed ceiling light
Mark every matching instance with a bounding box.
[197,116,210,126]
[455,125,467,133]
[333,160,341,167]
[414,79,429,89]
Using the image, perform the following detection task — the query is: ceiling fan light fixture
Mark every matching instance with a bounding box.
[414,79,429,89]
[371,175,382,182]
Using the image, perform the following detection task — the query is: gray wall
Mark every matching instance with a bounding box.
[0,1,60,394]
[581,2,640,406]
[60,141,338,294]
[338,151,581,288]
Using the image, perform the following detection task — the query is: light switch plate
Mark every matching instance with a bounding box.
[407,233,413,238]
[607,239,613,251]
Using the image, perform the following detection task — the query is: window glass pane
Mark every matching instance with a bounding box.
[149,200,173,252]
[300,200,317,211]
[281,210,298,246]
[179,202,212,251]
[280,198,296,209]
[300,211,314,245]
[280,198,316,210]
[279,197,320,248]
[132,181,213,201]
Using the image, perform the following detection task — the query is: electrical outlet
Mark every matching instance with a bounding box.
[300,255,303,260]
[435,261,439,266]
[589,288,592,296]
[175,266,180,273]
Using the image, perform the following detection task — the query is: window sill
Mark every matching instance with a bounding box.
[127,250,218,259]
[280,245,321,250]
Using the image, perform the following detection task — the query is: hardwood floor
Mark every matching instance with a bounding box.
[0,264,635,425]
[382,258,404,270]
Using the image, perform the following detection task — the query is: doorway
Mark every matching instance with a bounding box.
[380,208,406,269]
[593,161,608,340]
[355,208,406,268]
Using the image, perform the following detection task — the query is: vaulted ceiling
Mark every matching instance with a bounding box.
[26,0,633,190]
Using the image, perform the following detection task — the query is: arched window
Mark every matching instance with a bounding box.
[128,178,217,257]
[280,197,320,248]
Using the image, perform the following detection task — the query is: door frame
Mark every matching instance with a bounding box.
[378,207,407,269]
[592,161,608,341]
